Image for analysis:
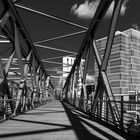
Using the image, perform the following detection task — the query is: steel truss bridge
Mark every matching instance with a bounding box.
[0,0,140,139]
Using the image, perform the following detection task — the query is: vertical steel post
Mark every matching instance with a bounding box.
[82,45,90,111]
[120,96,124,129]
[3,96,6,120]
[0,57,4,85]
[45,75,49,100]
[106,96,109,123]
[70,72,75,104]
[39,70,43,102]
[35,65,41,102]
[0,52,15,114]
[73,71,77,106]
[22,51,32,111]
[14,23,25,115]
[30,66,35,108]
[42,74,46,101]
[32,54,37,106]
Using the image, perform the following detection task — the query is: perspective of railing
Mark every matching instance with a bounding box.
[62,0,140,136]
[0,80,53,122]
[0,98,51,121]
[0,81,53,122]
[0,0,54,121]
[63,93,140,136]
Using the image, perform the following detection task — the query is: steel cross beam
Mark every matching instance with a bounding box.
[0,0,54,87]
[0,0,54,116]
[63,0,114,91]
[15,4,88,30]
[0,0,53,89]
[91,0,123,125]
[63,0,123,127]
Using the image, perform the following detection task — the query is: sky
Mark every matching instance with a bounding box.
[71,0,128,18]
[14,0,140,52]
[0,0,140,87]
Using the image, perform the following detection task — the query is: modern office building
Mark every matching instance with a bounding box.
[95,28,140,96]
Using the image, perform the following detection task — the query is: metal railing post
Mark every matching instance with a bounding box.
[120,96,124,130]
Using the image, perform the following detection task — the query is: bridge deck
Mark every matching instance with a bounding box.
[0,101,132,140]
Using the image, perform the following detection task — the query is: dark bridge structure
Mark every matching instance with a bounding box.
[0,0,140,139]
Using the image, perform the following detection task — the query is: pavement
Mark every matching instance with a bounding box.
[0,100,134,140]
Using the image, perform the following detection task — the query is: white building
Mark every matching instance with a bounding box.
[62,56,85,77]
[63,56,75,78]
[62,56,85,87]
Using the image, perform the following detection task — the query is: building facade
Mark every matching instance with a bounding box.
[62,56,75,78]
[95,28,140,95]
[62,56,85,95]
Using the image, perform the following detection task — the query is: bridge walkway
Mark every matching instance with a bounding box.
[0,100,133,140]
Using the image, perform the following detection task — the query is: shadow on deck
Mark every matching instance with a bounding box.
[0,100,137,140]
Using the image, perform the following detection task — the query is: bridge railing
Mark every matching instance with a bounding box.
[64,94,140,135]
[0,0,55,122]
[0,97,52,122]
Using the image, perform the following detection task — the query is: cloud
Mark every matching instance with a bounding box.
[71,0,129,19]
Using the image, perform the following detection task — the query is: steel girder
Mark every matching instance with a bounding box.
[0,0,54,117]
[63,0,123,127]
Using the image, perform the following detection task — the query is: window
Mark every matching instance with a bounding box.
[67,58,69,64]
